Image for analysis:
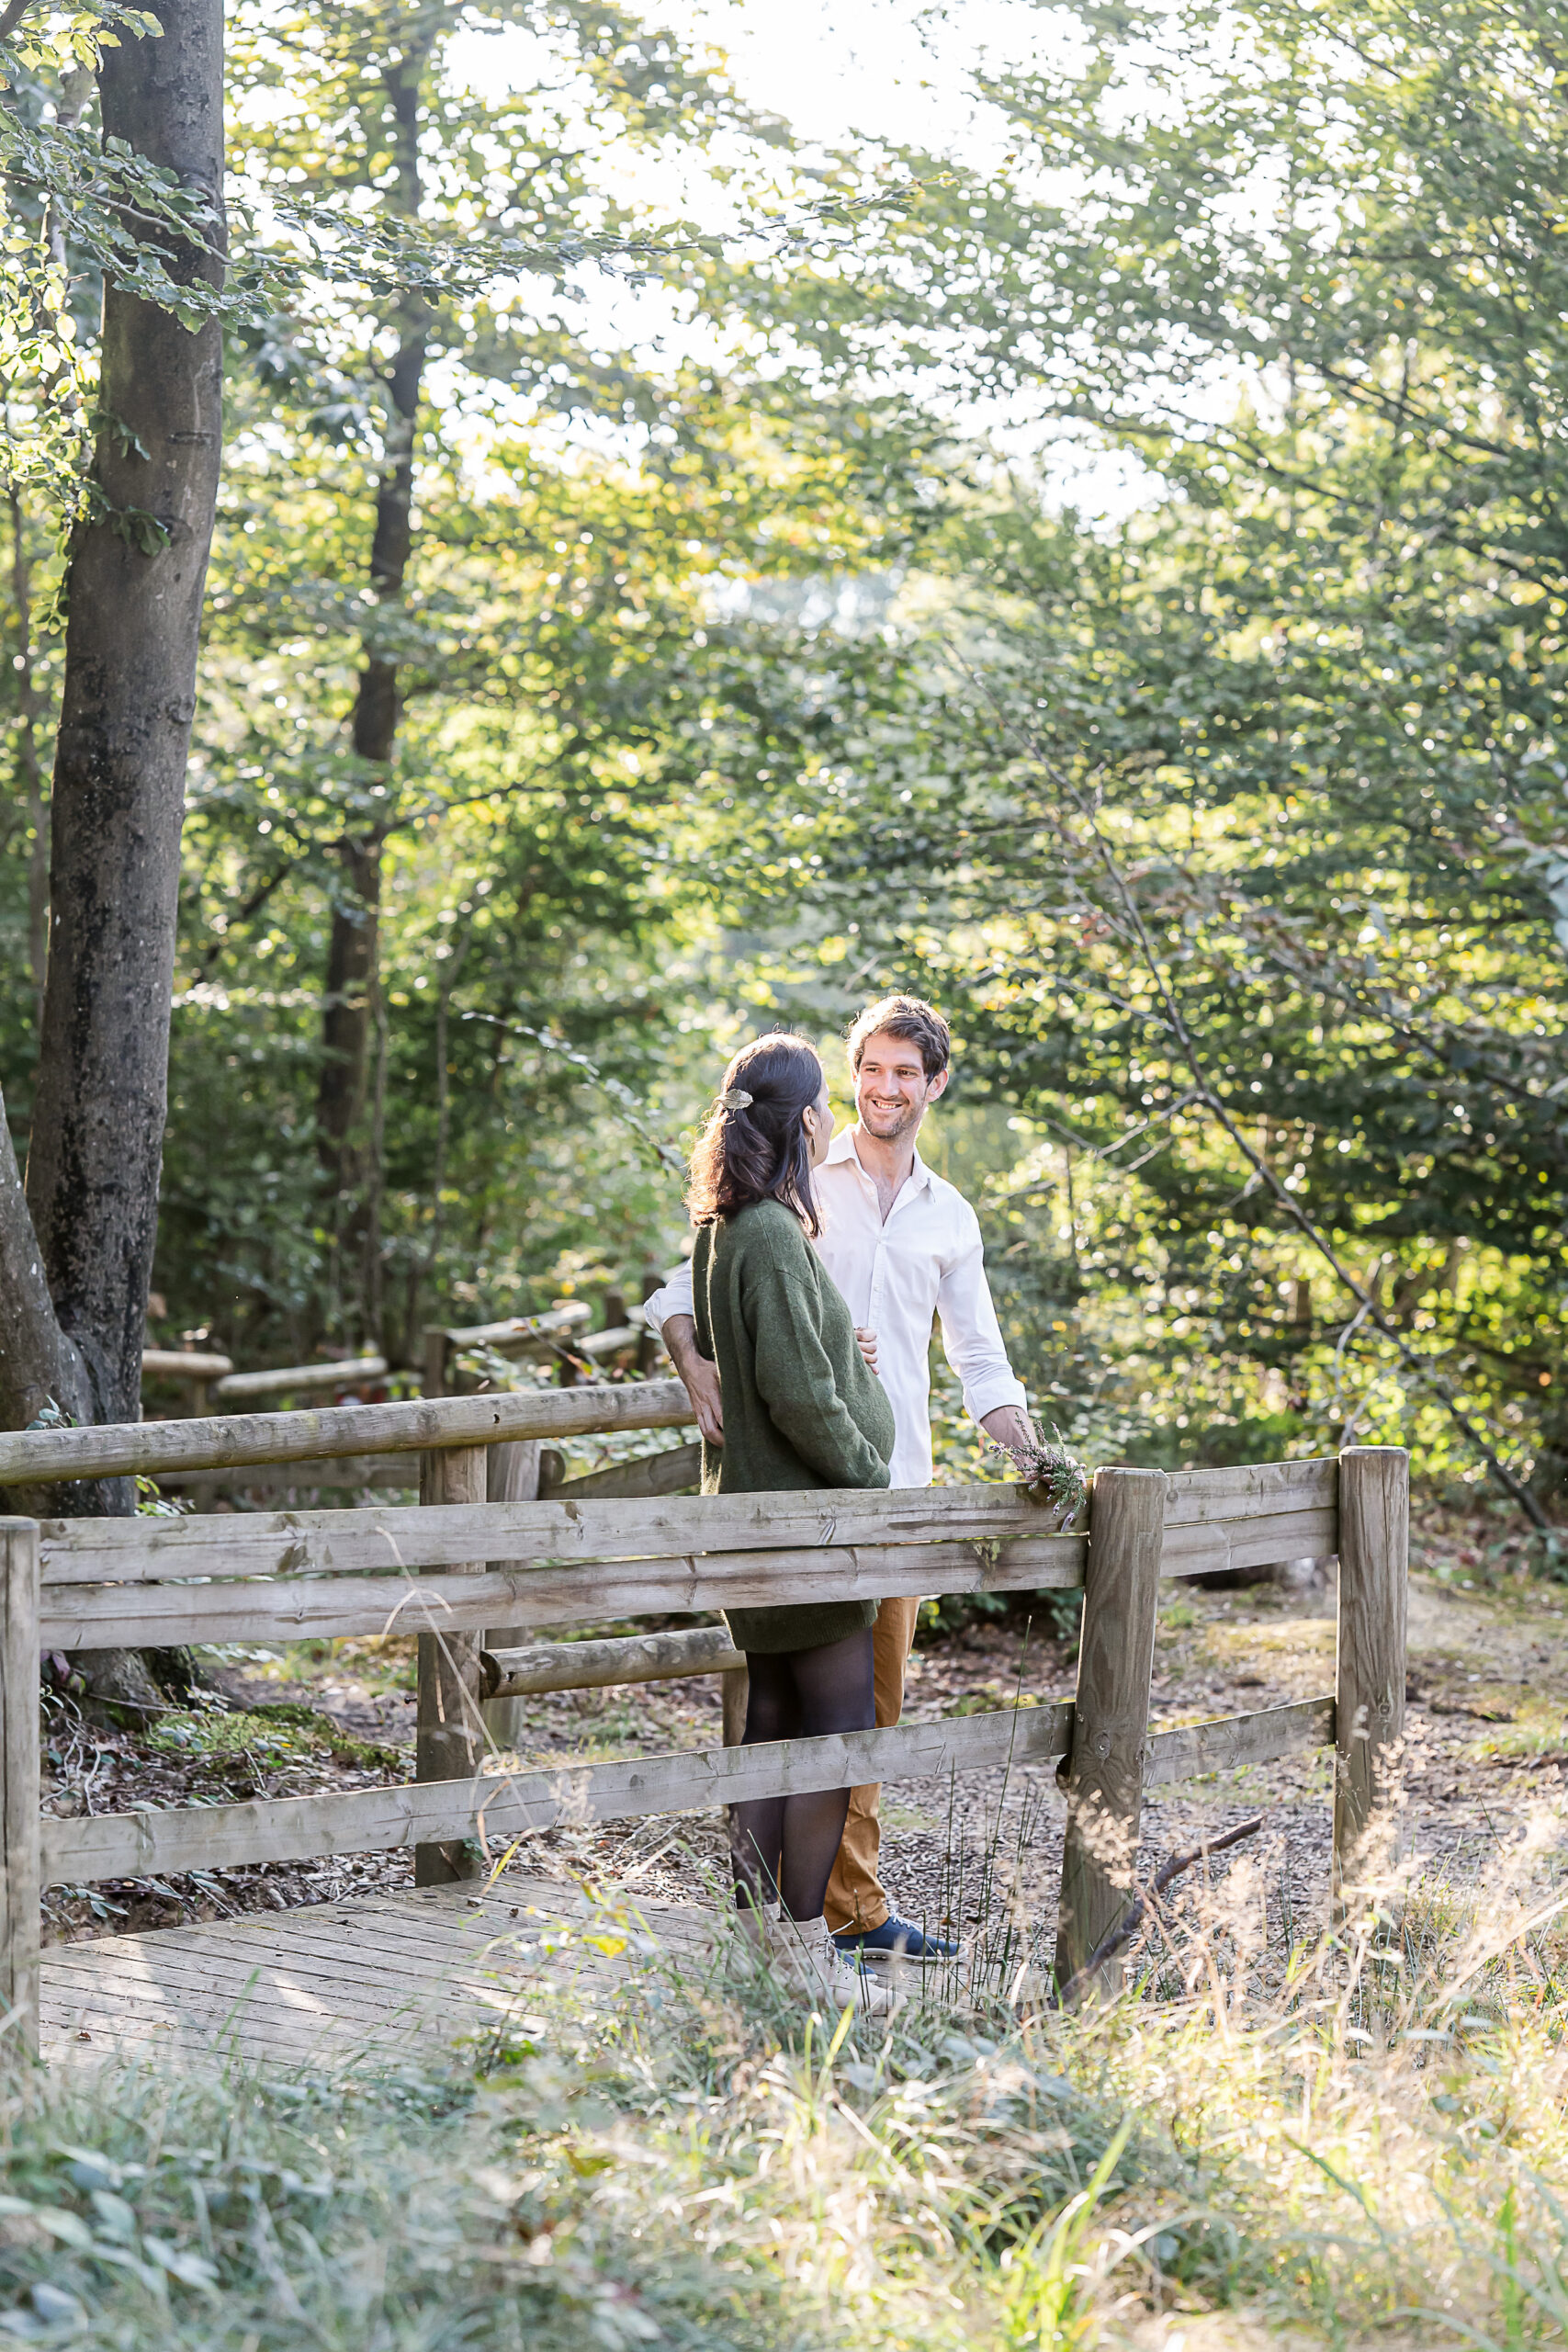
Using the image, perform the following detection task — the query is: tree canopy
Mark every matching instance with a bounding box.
[2,0,1563,1523]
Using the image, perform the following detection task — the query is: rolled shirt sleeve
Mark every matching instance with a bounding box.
[640,1256,694,1337]
[937,1211,1029,1428]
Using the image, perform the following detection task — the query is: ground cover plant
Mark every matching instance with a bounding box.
[10,1833,1568,2350]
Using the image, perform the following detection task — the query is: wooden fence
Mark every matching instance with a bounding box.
[0,1382,1407,2053]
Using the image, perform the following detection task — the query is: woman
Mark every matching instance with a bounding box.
[687,1032,900,2016]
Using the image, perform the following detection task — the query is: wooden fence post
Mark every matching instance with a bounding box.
[422,1326,449,1400]
[0,1519,39,2059]
[720,1657,750,1894]
[415,1443,488,1886]
[1054,1466,1166,1996]
[1333,1444,1409,1918]
[481,1438,545,1751]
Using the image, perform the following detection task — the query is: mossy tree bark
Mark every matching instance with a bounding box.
[0,0,224,1710]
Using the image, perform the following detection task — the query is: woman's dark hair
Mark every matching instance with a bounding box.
[687,1034,825,1234]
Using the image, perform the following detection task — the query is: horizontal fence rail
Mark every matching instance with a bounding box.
[39,1484,1078,1582]
[40,1537,1085,1650]
[37,1470,1334,1587]
[485,1623,746,1697]
[155,1455,422,1496]
[537,1440,704,1503]
[0,1377,694,1487]
[39,1694,1339,1890]
[149,1438,705,1507]
[214,1356,389,1404]
[47,1711,1076,1883]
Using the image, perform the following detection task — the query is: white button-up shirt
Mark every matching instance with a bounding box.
[643,1125,1027,1487]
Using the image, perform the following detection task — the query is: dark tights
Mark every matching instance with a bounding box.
[730,1626,874,1922]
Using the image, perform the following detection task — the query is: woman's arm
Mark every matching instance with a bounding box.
[748,1264,890,1489]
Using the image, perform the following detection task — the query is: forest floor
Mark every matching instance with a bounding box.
[42,1495,1568,1973]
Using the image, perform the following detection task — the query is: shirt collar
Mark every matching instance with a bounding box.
[829,1124,933,1193]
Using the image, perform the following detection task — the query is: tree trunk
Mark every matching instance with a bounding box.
[26,0,225,1437]
[0,0,225,1710]
[314,40,430,1347]
[7,494,47,1032]
[0,1086,90,1446]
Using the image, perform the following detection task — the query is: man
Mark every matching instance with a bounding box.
[644,994,1034,1965]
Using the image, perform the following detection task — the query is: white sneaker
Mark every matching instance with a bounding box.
[773,1915,905,2018]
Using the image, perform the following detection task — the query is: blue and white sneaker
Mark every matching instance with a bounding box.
[831,1917,959,1967]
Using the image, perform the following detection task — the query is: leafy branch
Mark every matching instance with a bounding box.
[985,692,1553,1531]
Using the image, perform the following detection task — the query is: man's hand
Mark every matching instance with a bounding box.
[854,1327,879,1374]
[980,1404,1036,1464]
[661,1313,723,1445]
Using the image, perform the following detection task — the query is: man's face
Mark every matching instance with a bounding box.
[854,1029,949,1143]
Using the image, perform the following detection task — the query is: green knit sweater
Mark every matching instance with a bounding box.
[692,1197,896,1654]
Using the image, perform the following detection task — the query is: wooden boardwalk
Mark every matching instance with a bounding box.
[39,1877,715,2071]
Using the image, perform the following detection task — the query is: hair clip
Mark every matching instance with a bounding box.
[718,1088,753,1111]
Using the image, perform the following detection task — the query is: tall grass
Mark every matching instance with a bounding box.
[8,1830,1567,2348]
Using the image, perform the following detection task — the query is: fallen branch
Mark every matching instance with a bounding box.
[1054,1812,1266,2009]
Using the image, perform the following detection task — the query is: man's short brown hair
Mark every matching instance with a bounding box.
[846,994,951,1080]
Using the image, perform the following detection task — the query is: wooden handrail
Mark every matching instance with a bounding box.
[214,1355,387,1402]
[39,1481,1068,1581]
[485,1624,744,1698]
[440,1304,590,1350]
[0,1377,694,1487]
[141,1350,233,1382]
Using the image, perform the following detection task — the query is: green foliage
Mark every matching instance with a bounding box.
[146,1702,400,1773]
[6,0,1568,1515]
[694,0,1568,1507]
[9,1861,1568,2346]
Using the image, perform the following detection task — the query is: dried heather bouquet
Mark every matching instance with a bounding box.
[987,1424,1089,1529]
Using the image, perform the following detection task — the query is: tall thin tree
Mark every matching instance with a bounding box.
[0,0,224,1662]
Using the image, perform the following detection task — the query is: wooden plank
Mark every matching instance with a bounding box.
[39,1481,1072,1583]
[1145,1695,1335,1784]
[489,1624,743,1698]
[0,1375,694,1489]
[214,1356,387,1402]
[44,1896,572,1991]
[39,1879,710,2066]
[479,1430,545,1703]
[539,1441,704,1503]
[443,1304,590,1351]
[1055,1467,1165,1996]
[1334,1446,1409,1915]
[1163,1459,1337,1521]
[42,1702,1076,1884]
[141,1350,232,1381]
[39,1937,420,2015]
[0,1520,39,2055]
[41,1943,443,2034]
[1159,1507,1338,1577]
[155,1455,420,1496]
[41,1984,360,2062]
[41,1532,1085,1650]
[42,1979,412,2063]
[45,1935,504,2032]
[577,1324,638,1361]
[417,1445,487,1886]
